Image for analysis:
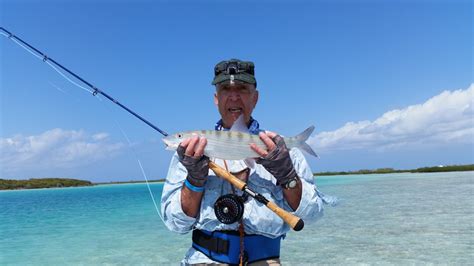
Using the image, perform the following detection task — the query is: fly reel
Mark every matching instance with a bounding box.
[214,194,245,224]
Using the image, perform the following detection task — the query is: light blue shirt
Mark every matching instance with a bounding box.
[161,148,325,264]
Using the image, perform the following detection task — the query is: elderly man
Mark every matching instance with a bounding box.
[161,59,326,265]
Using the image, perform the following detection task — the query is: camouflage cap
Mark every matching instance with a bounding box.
[212,59,257,87]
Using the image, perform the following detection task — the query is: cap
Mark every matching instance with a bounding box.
[212,59,257,87]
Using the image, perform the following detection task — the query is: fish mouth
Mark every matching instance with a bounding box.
[162,138,175,150]
[228,107,243,113]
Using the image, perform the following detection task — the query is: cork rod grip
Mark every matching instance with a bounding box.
[265,201,304,231]
[208,161,246,190]
[208,161,304,231]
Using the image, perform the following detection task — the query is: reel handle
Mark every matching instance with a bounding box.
[208,161,304,231]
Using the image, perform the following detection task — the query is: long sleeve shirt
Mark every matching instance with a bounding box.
[161,147,325,264]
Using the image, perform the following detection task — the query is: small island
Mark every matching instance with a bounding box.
[0,178,93,190]
[314,164,474,176]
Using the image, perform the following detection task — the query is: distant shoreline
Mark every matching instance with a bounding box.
[94,179,164,185]
[0,178,93,191]
[314,164,474,176]
[2,164,472,190]
[0,178,165,191]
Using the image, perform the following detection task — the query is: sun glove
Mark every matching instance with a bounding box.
[256,135,297,187]
[177,145,209,187]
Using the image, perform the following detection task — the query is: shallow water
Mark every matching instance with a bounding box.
[1,171,472,265]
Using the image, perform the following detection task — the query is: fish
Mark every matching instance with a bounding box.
[162,115,318,160]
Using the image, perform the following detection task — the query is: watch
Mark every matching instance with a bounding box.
[283,176,299,189]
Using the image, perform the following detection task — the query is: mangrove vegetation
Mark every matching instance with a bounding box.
[0,178,93,190]
[314,164,474,176]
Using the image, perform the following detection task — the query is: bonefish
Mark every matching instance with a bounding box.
[162,115,317,160]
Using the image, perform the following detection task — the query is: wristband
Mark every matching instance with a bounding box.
[184,179,205,193]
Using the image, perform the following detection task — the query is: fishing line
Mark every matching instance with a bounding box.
[49,82,66,93]
[45,70,165,220]
[46,61,93,93]
[1,27,168,136]
[51,48,165,221]
[9,36,44,61]
[2,27,165,221]
[95,96,165,222]
[3,29,93,94]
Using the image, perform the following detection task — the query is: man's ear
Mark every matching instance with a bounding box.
[214,93,218,106]
[252,90,259,108]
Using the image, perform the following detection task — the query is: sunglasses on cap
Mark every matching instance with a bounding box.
[214,60,255,76]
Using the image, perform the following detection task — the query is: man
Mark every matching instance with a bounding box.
[161,59,326,265]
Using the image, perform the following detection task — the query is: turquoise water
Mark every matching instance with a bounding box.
[1,172,473,265]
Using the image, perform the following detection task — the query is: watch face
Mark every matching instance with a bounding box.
[287,179,297,189]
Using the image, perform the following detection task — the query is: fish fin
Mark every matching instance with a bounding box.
[294,126,319,158]
[300,142,319,158]
[295,125,315,141]
[230,114,249,133]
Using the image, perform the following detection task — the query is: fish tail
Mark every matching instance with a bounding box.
[293,126,319,158]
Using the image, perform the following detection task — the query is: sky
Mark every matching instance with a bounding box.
[1,0,472,182]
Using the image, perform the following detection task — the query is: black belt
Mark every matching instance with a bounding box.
[192,229,231,254]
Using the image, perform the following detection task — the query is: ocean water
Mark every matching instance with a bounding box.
[1,171,472,265]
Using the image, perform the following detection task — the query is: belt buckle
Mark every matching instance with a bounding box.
[215,237,229,254]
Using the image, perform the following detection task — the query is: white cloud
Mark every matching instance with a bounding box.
[309,84,474,152]
[92,132,109,141]
[0,128,124,175]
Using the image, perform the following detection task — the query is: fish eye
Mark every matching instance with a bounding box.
[178,134,182,138]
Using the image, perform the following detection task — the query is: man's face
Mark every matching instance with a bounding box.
[214,82,259,128]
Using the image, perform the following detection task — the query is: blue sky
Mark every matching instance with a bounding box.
[1,0,472,182]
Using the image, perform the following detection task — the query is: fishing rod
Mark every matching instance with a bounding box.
[1,27,304,231]
[0,27,169,137]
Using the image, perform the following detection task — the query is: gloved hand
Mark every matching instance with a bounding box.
[177,145,209,187]
[256,135,297,187]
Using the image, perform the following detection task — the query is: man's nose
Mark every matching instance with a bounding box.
[228,89,241,100]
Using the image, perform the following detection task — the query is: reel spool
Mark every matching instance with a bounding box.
[214,194,245,224]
